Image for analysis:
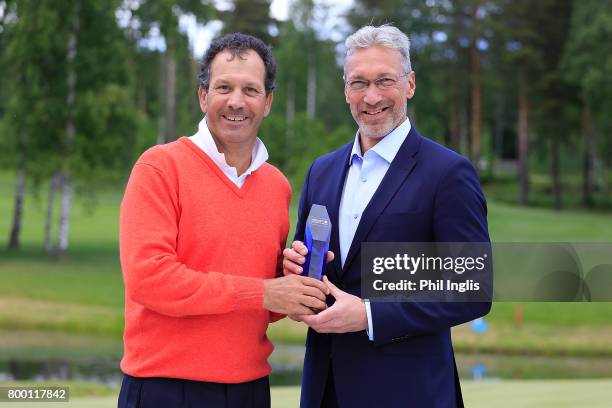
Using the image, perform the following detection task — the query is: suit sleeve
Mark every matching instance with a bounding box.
[294,162,314,242]
[120,162,264,318]
[370,157,492,346]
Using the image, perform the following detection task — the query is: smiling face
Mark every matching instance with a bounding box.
[199,49,273,152]
[344,46,415,150]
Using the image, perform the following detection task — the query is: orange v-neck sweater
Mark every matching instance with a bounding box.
[119,137,291,383]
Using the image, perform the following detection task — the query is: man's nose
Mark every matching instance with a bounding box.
[362,84,383,105]
[227,89,246,110]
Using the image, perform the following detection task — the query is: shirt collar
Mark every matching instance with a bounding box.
[348,117,412,165]
[191,116,269,178]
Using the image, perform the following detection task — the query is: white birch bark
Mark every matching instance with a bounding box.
[55,1,79,257]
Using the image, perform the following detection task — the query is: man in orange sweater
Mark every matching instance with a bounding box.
[118,33,329,408]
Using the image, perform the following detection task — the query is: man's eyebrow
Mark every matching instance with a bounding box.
[211,79,229,85]
[349,72,396,79]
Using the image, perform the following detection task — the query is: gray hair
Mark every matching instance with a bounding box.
[345,24,412,73]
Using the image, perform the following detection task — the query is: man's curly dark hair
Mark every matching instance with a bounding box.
[199,33,276,95]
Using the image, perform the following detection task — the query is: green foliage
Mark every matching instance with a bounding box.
[3,0,70,179]
[131,0,214,43]
[1,0,611,253]
[2,0,138,186]
[220,0,275,45]
[562,0,612,158]
[258,2,355,186]
[174,32,202,138]
[75,84,137,181]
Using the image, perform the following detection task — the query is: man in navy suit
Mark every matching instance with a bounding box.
[283,24,491,407]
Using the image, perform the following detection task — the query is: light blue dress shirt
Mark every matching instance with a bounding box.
[338,117,412,340]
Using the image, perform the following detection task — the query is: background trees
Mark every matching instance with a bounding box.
[2,0,136,256]
[562,0,612,206]
[1,0,610,255]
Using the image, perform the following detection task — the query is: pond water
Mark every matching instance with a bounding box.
[2,345,611,386]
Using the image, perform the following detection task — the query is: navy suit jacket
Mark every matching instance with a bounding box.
[294,126,491,408]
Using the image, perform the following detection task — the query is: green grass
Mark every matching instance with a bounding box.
[1,171,612,351]
[0,381,118,399]
[487,200,612,241]
[451,321,612,357]
[0,251,123,308]
[1,380,611,408]
[0,329,122,360]
[461,379,612,408]
[482,172,612,210]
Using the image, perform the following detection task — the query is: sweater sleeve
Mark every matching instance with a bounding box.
[268,194,290,324]
[120,161,264,318]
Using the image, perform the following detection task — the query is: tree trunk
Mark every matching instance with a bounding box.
[55,174,73,258]
[470,4,481,168]
[493,91,505,176]
[551,137,562,209]
[286,79,295,123]
[191,55,200,119]
[306,45,316,119]
[164,40,177,142]
[138,76,147,113]
[45,173,60,256]
[449,102,459,150]
[449,1,464,153]
[286,77,295,165]
[581,106,594,207]
[449,75,461,152]
[53,0,79,258]
[8,165,26,250]
[517,72,530,206]
[603,156,610,202]
[460,93,469,156]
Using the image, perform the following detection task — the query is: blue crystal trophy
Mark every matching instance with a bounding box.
[302,204,332,280]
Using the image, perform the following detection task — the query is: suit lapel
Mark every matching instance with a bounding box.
[341,127,422,276]
[326,143,352,282]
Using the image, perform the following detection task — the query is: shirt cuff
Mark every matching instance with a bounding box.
[364,300,374,341]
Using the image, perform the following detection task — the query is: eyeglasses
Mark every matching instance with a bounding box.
[344,73,410,92]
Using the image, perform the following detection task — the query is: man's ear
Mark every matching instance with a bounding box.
[263,91,274,117]
[406,71,416,100]
[198,87,208,113]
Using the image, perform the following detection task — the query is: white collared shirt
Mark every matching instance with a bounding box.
[189,116,269,187]
[339,117,412,340]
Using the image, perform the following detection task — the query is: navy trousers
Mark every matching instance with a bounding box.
[118,374,270,408]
